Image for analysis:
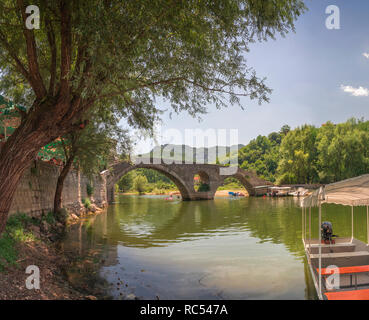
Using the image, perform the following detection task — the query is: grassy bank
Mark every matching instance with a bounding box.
[0,211,101,300]
[0,213,38,272]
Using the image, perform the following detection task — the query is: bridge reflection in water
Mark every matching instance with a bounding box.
[62,195,341,299]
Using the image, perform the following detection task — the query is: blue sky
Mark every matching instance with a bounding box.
[131,0,369,154]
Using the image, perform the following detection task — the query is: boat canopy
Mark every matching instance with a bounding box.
[301,174,369,208]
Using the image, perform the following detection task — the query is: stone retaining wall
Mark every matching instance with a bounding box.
[9,160,107,217]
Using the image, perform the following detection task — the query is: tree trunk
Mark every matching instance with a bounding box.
[0,99,74,234]
[0,129,52,233]
[0,155,31,233]
[53,156,74,214]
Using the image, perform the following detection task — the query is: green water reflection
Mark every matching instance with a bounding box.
[61,195,369,300]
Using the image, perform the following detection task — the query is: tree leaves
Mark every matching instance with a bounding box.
[0,0,306,131]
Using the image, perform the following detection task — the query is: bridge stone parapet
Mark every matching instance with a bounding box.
[105,160,273,203]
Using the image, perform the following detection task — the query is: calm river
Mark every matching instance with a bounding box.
[60,195,369,300]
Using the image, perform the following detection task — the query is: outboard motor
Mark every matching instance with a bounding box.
[321,221,335,244]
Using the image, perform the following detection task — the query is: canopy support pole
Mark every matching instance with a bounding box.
[318,204,322,300]
[351,206,354,243]
[304,207,307,242]
[367,206,369,246]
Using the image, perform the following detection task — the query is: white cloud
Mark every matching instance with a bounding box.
[340,85,369,97]
[363,53,369,59]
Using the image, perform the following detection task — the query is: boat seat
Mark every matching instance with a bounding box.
[317,265,369,276]
[325,288,369,300]
[309,251,369,259]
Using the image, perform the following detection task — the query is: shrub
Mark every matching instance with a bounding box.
[83,198,91,209]
[44,211,56,225]
[133,175,148,194]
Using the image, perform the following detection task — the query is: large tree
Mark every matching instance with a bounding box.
[0,0,306,233]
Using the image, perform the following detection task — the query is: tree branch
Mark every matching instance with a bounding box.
[0,31,31,83]
[59,0,72,96]
[45,15,57,95]
[16,0,47,98]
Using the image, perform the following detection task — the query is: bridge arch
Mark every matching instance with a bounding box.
[229,173,255,196]
[107,163,192,201]
[216,172,256,196]
[193,170,211,192]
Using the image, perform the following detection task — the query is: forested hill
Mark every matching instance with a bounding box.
[238,118,369,184]
[131,118,368,186]
[137,144,244,164]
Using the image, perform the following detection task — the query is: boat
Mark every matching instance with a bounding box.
[268,186,292,197]
[228,191,245,197]
[301,175,369,300]
[289,187,309,197]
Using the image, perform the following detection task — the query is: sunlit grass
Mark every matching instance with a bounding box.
[0,213,36,272]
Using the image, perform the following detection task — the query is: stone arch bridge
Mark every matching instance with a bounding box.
[105,161,273,203]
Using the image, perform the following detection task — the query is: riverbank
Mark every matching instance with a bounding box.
[0,207,108,300]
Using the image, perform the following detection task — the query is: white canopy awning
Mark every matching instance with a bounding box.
[301,174,369,208]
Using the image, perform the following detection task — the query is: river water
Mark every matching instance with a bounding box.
[60,195,369,300]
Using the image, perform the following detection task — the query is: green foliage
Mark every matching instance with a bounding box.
[117,169,177,193]
[117,171,135,192]
[86,183,94,197]
[137,169,173,184]
[315,119,369,183]
[0,213,35,271]
[0,234,16,271]
[43,212,56,225]
[197,183,210,192]
[238,131,283,182]
[38,140,66,162]
[218,183,244,191]
[0,0,306,149]
[83,198,92,209]
[238,119,369,185]
[218,177,244,190]
[133,175,149,195]
[276,124,318,184]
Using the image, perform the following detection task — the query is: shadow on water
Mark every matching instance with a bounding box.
[61,195,368,299]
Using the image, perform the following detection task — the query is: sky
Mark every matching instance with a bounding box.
[128,0,369,155]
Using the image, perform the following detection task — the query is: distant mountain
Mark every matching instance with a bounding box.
[134,144,244,164]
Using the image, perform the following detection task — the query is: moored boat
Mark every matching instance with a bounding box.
[301,175,369,300]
